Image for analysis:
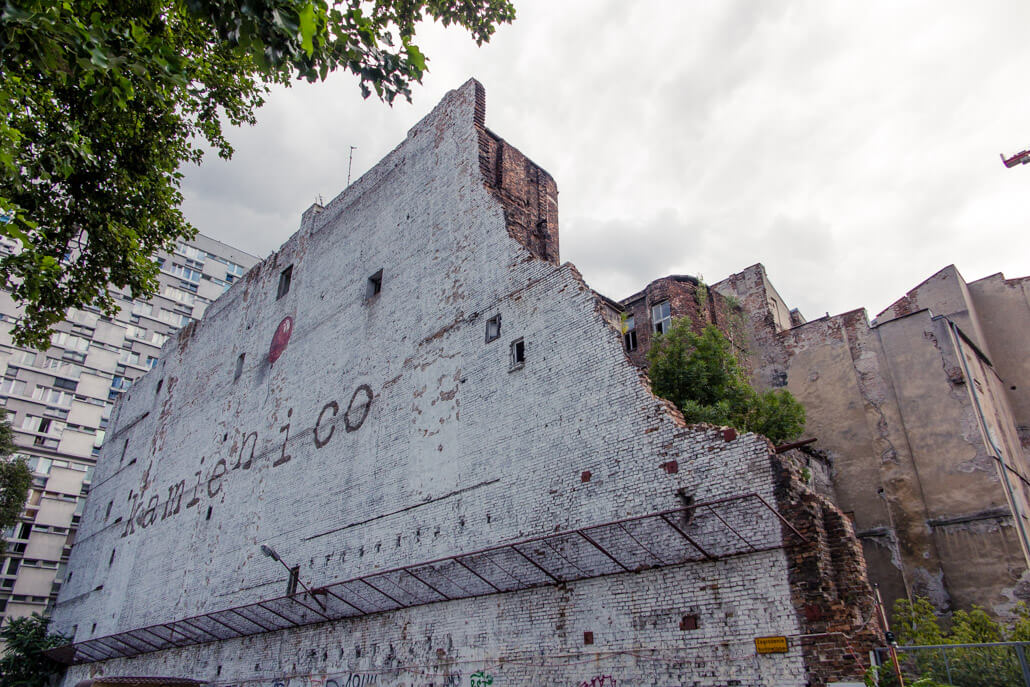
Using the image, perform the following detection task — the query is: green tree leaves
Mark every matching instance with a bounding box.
[885,598,1030,687]
[0,613,67,687]
[0,0,515,348]
[0,409,27,556]
[646,318,806,444]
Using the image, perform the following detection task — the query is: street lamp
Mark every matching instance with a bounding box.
[259,544,326,610]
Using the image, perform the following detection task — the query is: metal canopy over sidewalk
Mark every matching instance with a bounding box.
[49,492,806,665]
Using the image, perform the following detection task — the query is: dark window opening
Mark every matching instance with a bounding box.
[205,506,212,521]
[234,353,245,381]
[37,418,51,434]
[120,439,129,464]
[583,631,594,645]
[277,265,293,300]
[366,269,383,299]
[287,565,300,595]
[53,377,77,391]
[485,314,501,343]
[104,501,112,520]
[108,548,116,566]
[680,614,699,631]
[623,314,638,351]
[156,379,163,395]
[510,338,525,368]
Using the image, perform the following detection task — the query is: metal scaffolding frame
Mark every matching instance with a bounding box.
[48,492,805,665]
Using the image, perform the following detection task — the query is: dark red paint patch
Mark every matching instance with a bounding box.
[721,427,737,442]
[660,460,679,474]
[581,471,591,483]
[269,316,294,364]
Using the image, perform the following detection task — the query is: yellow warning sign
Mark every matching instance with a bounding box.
[754,636,789,654]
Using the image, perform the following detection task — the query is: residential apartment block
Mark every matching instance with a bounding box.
[0,233,258,626]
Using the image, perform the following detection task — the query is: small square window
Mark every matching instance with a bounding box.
[277,265,293,300]
[366,269,383,299]
[485,314,501,343]
[680,614,699,631]
[510,338,525,369]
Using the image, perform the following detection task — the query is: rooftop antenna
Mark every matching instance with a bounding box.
[1001,148,1030,168]
[347,145,357,186]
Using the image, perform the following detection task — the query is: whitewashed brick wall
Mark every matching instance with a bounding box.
[54,80,806,686]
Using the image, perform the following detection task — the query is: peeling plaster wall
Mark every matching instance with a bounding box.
[51,81,876,687]
[714,263,1030,617]
[968,273,1030,453]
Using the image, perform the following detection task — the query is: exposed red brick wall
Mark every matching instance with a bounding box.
[474,82,559,265]
[620,276,745,367]
[773,449,882,686]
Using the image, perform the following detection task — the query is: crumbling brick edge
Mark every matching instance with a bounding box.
[773,448,883,686]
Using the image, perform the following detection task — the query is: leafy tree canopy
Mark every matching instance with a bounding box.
[0,612,68,687]
[0,0,515,348]
[646,318,806,444]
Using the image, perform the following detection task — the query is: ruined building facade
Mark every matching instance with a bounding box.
[50,81,879,686]
[621,263,1030,619]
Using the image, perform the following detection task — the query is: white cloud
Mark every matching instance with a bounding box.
[181,0,1030,319]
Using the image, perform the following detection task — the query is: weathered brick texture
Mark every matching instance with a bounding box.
[53,80,875,687]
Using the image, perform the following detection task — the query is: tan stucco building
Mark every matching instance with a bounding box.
[620,263,1030,618]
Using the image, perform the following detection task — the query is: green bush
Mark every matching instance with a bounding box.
[0,613,67,687]
[879,598,1030,687]
[647,318,806,444]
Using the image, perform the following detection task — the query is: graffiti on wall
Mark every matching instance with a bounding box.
[469,671,493,686]
[120,384,374,538]
[222,671,457,687]
[577,676,616,687]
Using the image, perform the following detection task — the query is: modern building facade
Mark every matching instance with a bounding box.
[49,81,878,686]
[0,234,258,626]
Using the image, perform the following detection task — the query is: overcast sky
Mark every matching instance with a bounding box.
[181,0,1030,319]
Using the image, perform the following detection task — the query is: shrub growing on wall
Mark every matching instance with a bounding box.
[646,318,806,444]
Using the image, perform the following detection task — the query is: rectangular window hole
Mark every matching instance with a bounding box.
[510,338,525,369]
[485,314,501,343]
[583,631,594,645]
[366,269,383,299]
[624,330,637,352]
[277,265,293,300]
[680,614,699,631]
